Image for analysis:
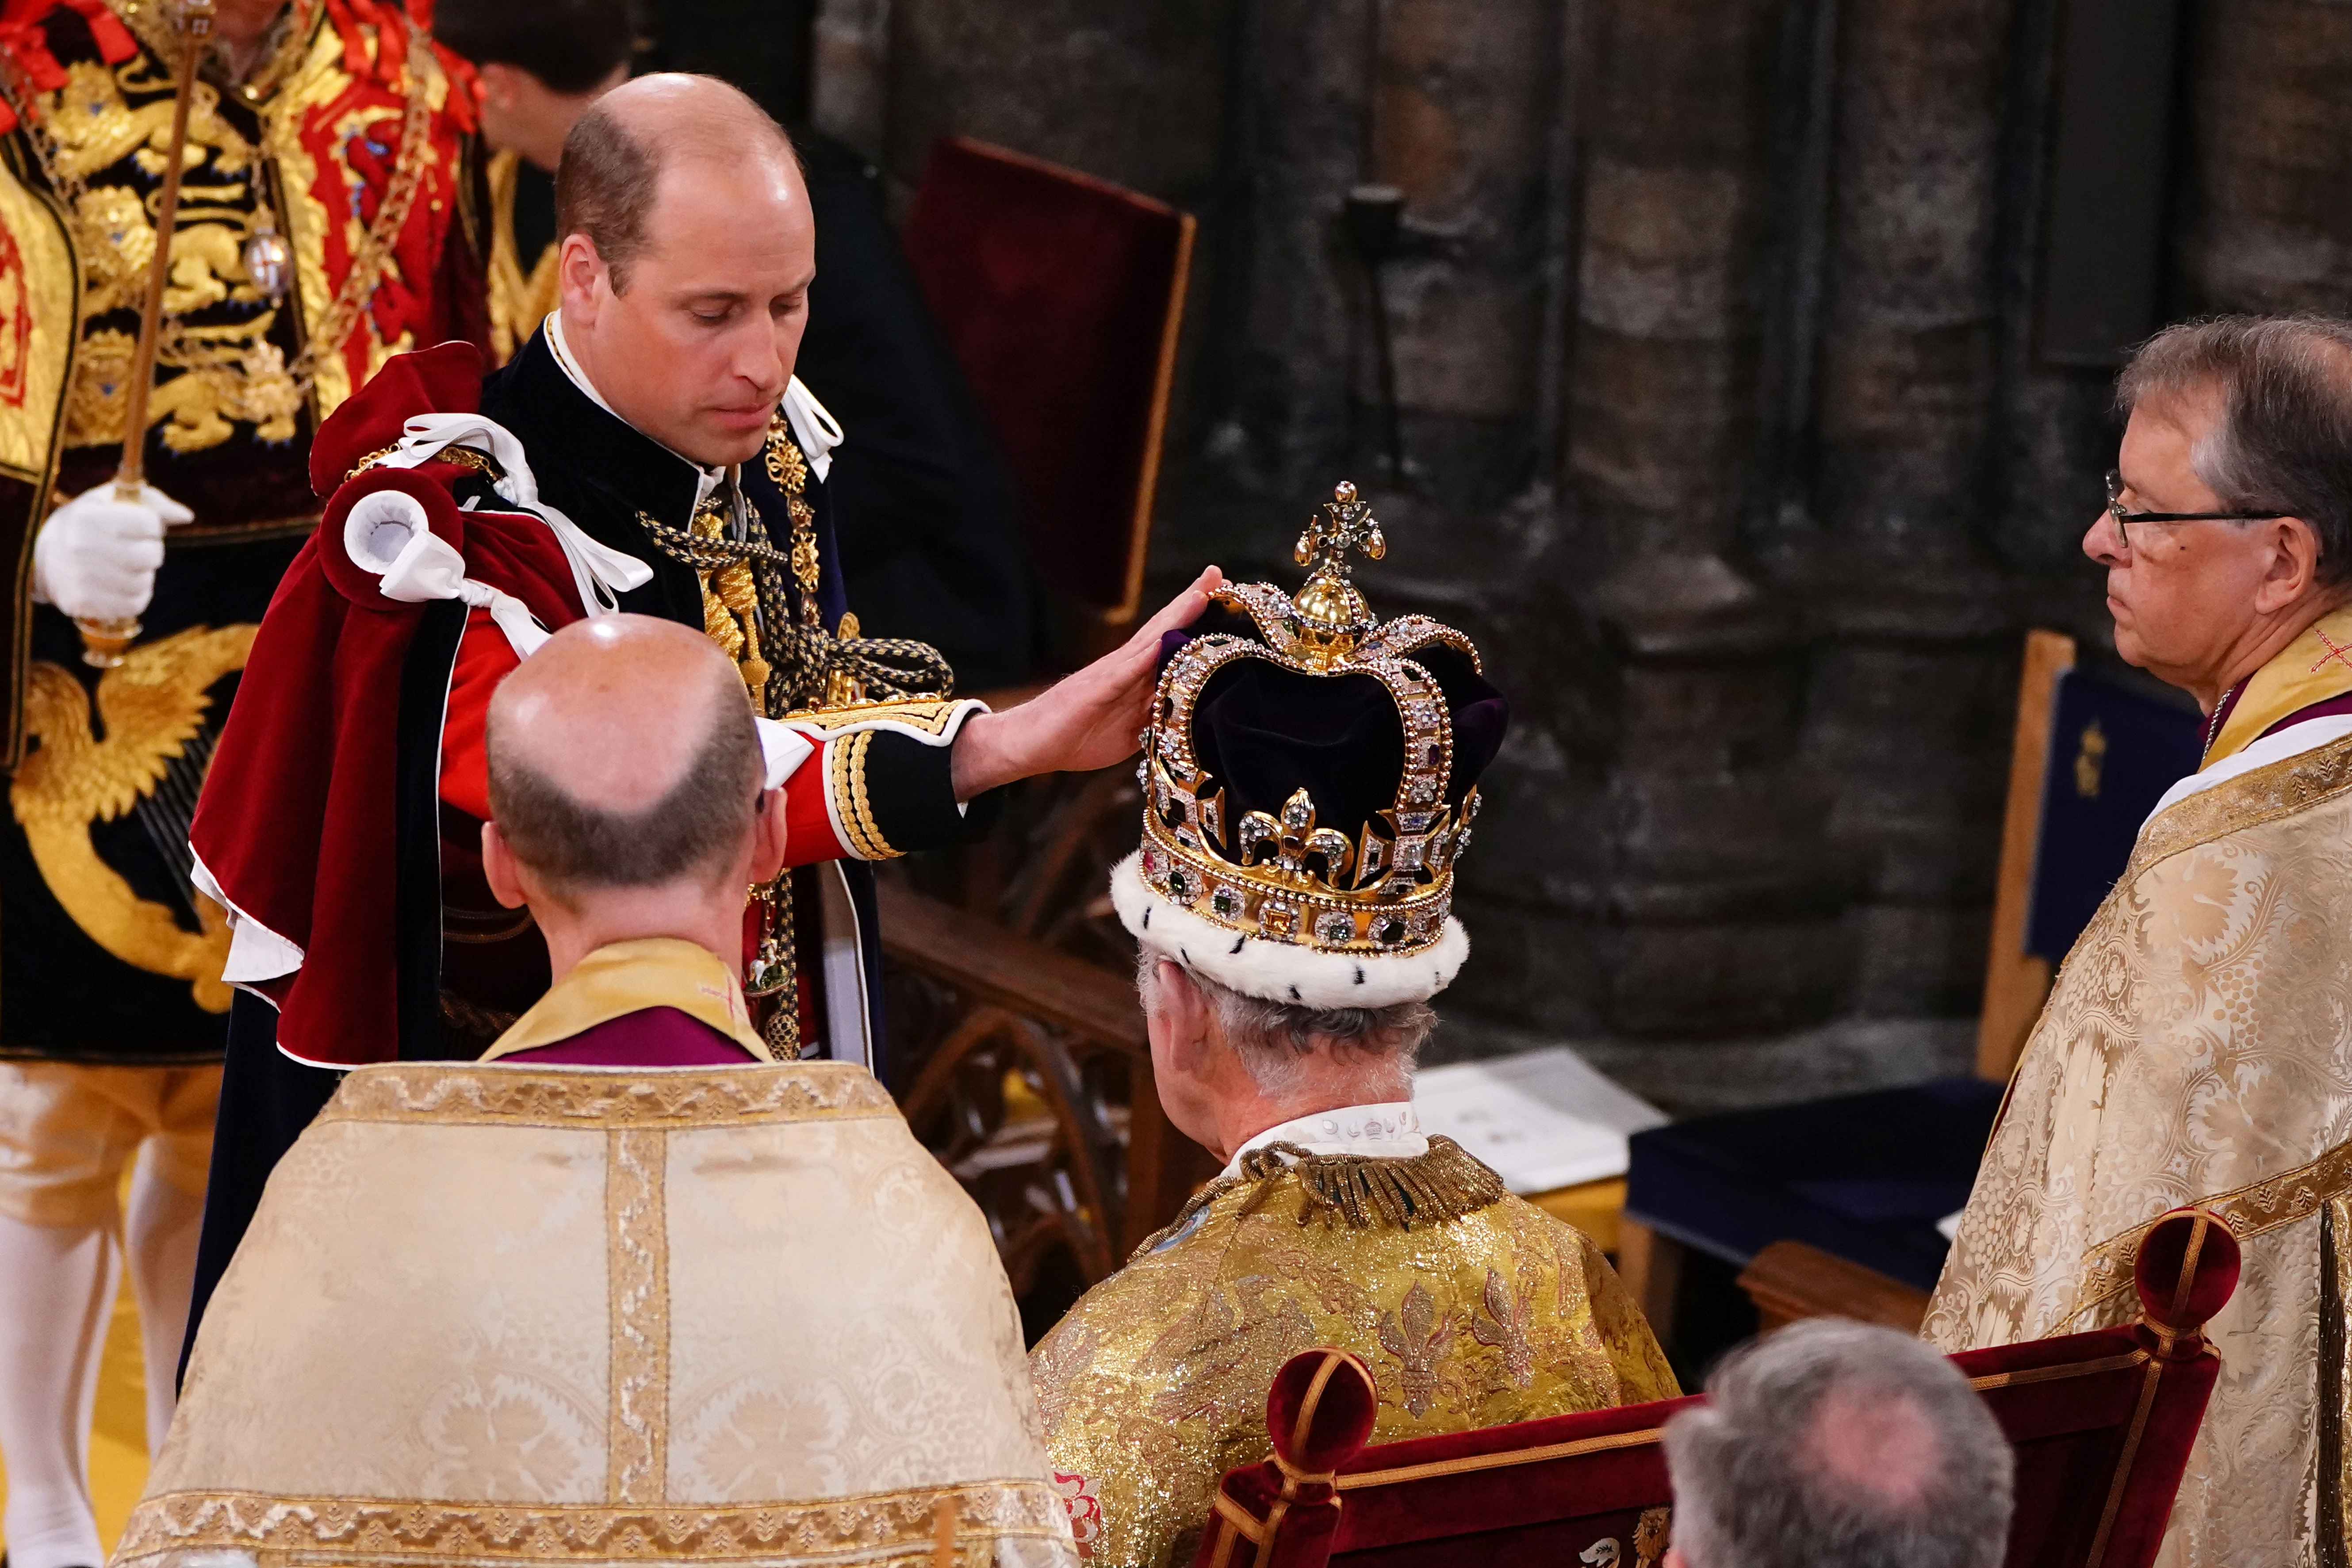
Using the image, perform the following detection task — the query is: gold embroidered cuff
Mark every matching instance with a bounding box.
[828,729,898,861]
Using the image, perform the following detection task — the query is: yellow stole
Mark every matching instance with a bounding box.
[481,937,773,1062]
[2203,604,2352,768]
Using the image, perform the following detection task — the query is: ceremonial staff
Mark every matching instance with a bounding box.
[79,0,213,668]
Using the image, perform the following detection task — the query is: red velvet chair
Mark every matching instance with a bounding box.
[901,136,1194,648]
[1193,1209,2237,1568]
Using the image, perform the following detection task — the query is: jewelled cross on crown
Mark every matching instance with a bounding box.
[1288,480,1386,667]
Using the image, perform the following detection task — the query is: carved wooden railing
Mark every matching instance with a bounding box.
[881,764,1218,1324]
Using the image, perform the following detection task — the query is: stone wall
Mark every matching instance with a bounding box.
[813,0,2352,1110]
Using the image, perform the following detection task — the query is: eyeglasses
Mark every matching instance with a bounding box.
[2105,470,2286,549]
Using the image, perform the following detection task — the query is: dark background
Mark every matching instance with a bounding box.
[642,0,2338,1113]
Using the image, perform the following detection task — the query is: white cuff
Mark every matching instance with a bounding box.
[755,716,816,790]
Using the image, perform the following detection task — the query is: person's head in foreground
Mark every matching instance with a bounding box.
[1662,1319,2014,1568]
[2094,314,2352,712]
[554,73,812,468]
[1031,490,1678,1568]
[434,0,634,172]
[483,613,785,988]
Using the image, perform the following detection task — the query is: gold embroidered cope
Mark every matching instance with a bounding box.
[1927,720,2352,1568]
[1030,1138,1676,1568]
[129,1059,1079,1568]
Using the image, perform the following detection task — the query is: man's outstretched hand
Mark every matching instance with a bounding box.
[951,566,1226,801]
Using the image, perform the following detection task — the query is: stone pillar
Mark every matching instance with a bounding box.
[880,0,1233,203]
[1799,0,2017,1018]
[1498,0,1856,1052]
[2176,0,2352,314]
[812,0,893,158]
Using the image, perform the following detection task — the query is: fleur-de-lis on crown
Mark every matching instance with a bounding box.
[1237,787,1355,890]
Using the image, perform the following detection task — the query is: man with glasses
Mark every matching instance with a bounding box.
[1926,314,2352,1566]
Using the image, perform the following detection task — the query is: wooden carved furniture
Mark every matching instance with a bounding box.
[1194,1210,2237,1568]
[885,140,1205,1321]
[1979,629,2080,1079]
[903,136,1195,658]
[1737,1239,1931,1335]
[880,877,1218,1319]
[1978,633,2203,1080]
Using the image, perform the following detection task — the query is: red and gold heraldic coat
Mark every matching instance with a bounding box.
[0,0,486,1063]
[1028,1140,1679,1568]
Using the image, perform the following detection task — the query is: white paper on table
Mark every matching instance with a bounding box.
[1412,1046,1667,1195]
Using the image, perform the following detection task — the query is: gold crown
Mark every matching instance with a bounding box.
[1134,481,1485,958]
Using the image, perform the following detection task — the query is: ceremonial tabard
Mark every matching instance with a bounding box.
[1927,608,2352,1568]
[119,1059,1076,1568]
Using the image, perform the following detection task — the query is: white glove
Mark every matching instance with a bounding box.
[31,482,192,622]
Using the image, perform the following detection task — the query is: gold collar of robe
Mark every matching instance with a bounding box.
[2202,603,2352,766]
[482,937,773,1062]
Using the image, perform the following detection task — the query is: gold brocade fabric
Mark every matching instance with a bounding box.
[123,1060,1078,1568]
[485,149,559,366]
[1030,1139,1677,1568]
[1925,725,2352,1568]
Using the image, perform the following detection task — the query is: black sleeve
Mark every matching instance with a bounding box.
[860,729,1006,856]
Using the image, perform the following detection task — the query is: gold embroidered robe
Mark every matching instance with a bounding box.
[1029,1138,1677,1567]
[120,1058,1077,1568]
[0,0,487,1060]
[484,147,557,365]
[1926,719,2352,1568]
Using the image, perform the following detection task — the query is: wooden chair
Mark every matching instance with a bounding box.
[885,140,1206,1314]
[1617,1078,2003,1350]
[902,135,1194,659]
[1193,1210,2237,1568]
[1738,1239,1930,1335]
[880,882,1217,1292]
[1977,632,2203,1079]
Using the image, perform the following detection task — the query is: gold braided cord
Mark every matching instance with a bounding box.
[636,513,954,717]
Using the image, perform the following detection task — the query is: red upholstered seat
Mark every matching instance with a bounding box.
[901,136,1194,636]
[1194,1209,2238,1568]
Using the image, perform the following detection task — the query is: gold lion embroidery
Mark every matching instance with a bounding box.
[10,623,257,1010]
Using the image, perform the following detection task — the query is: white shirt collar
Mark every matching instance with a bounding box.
[1220,1100,1426,1181]
[545,310,731,509]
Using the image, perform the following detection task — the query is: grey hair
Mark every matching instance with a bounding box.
[2116,314,2352,585]
[1134,953,1434,1096]
[1662,1319,2013,1568]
